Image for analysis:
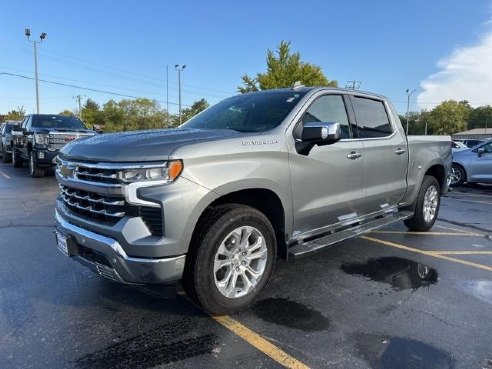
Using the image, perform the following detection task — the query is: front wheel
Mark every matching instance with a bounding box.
[184,205,276,315]
[29,151,45,177]
[450,164,466,186]
[404,175,441,231]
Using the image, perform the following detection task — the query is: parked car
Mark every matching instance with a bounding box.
[0,120,21,163]
[12,114,97,177]
[54,86,451,314]
[450,139,492,186]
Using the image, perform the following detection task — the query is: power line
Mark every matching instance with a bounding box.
[0,72,190,107]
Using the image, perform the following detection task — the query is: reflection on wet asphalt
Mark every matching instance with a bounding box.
[356,334,455,369]
[74,318,217,369]
[341,257,438,290]
[251,297,329,331]
[456,280,492,305]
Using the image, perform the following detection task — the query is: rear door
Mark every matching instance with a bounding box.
[289,93,365,236]
[348,95,408,214]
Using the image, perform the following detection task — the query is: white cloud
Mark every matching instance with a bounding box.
[417,32,492,109]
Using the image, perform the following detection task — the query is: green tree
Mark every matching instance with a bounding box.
[81,98,103,127]
[5,107,26,121]
[59,109,74,116]
[238,41,337,93]
[428,100,470,135]
[468,105,492,130]
[173,98,209,125]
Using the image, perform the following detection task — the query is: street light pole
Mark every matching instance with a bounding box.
[405,88,416,135]
[25,28,47,114]
[175,64,186,124]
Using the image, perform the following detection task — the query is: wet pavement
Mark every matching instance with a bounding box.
[1,162,492,369]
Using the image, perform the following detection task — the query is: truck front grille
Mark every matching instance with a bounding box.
[59,184,163,236]
[49,133,92,151]
[75,167,119,184]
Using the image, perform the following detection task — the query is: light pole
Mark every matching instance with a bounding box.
[25,28,47,114]
[175,64,186,124]
[405,88,416,135]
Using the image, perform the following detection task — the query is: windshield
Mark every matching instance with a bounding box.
[32,115,87,130]
[182,91,306,132]
[5,124,18,133]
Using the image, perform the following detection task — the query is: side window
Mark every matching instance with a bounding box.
[352,97,393,138]
[299,95,352,139]
[25,117,32,131]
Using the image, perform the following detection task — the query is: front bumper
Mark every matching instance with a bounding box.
[55,210,185,284]
[34,148,58,166]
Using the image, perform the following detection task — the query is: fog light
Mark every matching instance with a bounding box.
[38,151,45,159]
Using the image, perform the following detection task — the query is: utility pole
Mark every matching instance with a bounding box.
[175,64,186,124]
[73,95,84,119]
[166,65,169,126]
[345,80,361,90]
[405,88,416,135]
[25,28,47,114]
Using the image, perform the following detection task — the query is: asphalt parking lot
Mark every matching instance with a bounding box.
[1,162,491,369]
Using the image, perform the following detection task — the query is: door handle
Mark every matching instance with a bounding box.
[347,151,362,160]
[395,148,406,155]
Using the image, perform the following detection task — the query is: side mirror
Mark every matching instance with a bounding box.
[477,148,485,157]
[301,122,342,146]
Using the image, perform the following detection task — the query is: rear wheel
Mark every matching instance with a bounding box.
[450,164,466,186]
[404,175,441,231]
[184,205,276,315]
[29,151,45,177]
[12,147,22,168]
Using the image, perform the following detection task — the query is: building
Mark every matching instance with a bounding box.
[452,128,492,140]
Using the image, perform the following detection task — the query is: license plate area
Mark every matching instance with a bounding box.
[54,231,77,257]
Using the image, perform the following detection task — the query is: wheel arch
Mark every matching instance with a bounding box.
[190,188,288,259]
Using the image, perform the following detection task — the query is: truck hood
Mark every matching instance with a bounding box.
[60,128,240,162]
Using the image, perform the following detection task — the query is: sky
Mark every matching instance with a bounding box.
[1,0,492,117]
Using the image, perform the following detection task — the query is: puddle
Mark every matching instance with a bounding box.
[251,297,329,331]
[356,334,455,369]
[342,257,438,290]
[456,280,492,305]
[74,317,217,369]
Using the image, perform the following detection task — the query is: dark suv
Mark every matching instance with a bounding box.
[12,114,96,177]
[0,120,21,163]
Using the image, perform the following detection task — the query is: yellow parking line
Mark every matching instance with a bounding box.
[213,315,310,369]
[432,251,492,255]
[361,236,492,273]
[371,231,482,236]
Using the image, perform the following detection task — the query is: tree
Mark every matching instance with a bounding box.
[81,98,103,127]
[238,41,337,93]
[4,107,26,121]
[173,98,209,125]
[59,109,74,116]
[468,105,492,130]
[427,100,471,135]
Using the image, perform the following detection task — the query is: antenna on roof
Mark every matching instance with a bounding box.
[292,81,304,90]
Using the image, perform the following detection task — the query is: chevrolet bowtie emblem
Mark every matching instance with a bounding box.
[59,164,74,179]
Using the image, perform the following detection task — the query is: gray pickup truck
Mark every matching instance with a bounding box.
[54,86,451,314]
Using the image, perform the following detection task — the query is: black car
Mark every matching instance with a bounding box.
[12,114,96,177]
[0,120,21,163]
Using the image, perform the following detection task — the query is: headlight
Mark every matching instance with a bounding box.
[118,160,183,183]
[34,133,49,146]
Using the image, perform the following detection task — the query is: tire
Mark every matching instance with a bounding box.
[404,175,441,232]
[184,205,276,315]
[450,164,466,186]
[12,147,22,168]
[29,151,44,177]
[1,146,9,163]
